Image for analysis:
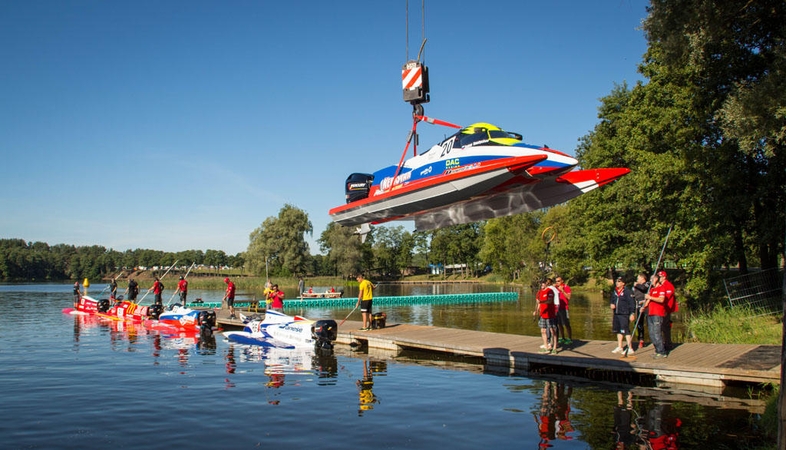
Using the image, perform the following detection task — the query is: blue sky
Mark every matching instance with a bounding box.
[0,0,649,255]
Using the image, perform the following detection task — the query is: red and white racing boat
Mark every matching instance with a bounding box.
[330,120,629,237]
[64,295,159,322]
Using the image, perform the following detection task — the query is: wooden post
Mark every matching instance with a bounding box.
[778,264,786,450]
[779,224,785,450]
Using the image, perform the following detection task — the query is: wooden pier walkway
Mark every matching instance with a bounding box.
[336,320,781,390]
[214,309,780,391]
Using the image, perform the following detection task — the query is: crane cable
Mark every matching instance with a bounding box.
[405,0,426,63]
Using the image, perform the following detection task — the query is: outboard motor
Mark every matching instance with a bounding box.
[312,319,338,350]
[148,303,164,320]
[345,173,374,203]
[197,310,217,335]
[97,299,111,313]
[371,312,386,330]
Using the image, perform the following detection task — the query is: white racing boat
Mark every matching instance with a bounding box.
[223,310,338,350]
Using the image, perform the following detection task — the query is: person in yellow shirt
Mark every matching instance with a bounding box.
[356,274,374,331]
[263,280,273,307]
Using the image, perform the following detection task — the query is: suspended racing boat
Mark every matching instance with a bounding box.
[329,119,629,237]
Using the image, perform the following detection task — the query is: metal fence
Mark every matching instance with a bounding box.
[723,268,784,315]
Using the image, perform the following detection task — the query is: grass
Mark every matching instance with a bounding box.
[684,305,782,345]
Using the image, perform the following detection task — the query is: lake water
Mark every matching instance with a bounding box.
[0,283,771,449]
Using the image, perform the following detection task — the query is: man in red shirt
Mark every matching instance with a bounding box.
[222,277,236,319]
[534,279,558,354]
[175,275,188,307]
[643,274,668,358]
[658,270,677,351]
[148,277,164,305]
[269,284,285,312]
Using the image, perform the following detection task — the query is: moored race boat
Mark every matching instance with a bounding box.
[156,305,219,334]
[223,310,337,350]
[63,295,161,322]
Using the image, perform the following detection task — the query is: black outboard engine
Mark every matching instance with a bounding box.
[197,310,217,337]
[312,319,338,351]
[345,173,374,203]
[97,299,111,313]
[148,303,164,320]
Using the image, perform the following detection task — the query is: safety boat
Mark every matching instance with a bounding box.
[329,121,629,236]
[223,310,337,350]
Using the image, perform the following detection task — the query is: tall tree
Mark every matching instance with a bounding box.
[246,204,313,277]
[318,221,364,278]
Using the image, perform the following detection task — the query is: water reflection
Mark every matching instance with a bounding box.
[356,360,383,416]
[536,381,576,446]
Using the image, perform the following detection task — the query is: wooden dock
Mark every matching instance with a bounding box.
[336,320,781,390]
[214,308,780,391]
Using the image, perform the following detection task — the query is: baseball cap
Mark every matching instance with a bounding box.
[224,277,230,283]
[657,270,667,278]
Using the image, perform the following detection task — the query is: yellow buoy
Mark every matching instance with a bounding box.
[83,277,90,287]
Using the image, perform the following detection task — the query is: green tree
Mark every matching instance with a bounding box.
[480,212,544,282]
[318,221,363,278]
[429,223,483,277]
[246,204,312,277]
[565,0,785,303]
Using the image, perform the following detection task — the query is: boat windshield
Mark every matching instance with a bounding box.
[428,126,523,153]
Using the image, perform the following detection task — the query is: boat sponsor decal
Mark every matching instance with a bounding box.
[179,315,195,326]
[445,162,480,175]
[445,158,460,169]
[420,165,432,176]
[378,170,412,192]
[281,324,305,333]
[348,182,368,191]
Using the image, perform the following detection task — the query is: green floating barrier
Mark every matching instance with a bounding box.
[284,292,518,309]
[191,293,518,311]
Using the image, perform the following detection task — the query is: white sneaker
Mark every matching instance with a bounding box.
[625,348,635,356]
[540,344,548,349]
[611,347,623,354]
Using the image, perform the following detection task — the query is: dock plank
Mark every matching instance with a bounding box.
[338,320,780,389]
[214,306,779,390]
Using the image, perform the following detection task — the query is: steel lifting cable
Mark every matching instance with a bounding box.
[405,0,426,63]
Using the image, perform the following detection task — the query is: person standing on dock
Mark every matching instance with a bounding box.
[175,275,188,306]
[269,284,284,312]
[554,276,573,345]
[356,274,374,331]
[263,280,274,307]
[658,270,677,352]
[632,273,650,349]
[610,276,636,356]
[643,274,668,358]
[148,277,164,305]
[535,280,558,354]
[298,277,305,296]
[223,277,236,319]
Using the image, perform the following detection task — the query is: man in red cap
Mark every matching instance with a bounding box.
[658,270,676,351]
[222,277,236,319]
[643,274,668,358]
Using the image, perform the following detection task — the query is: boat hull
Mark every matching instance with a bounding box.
[328,121,629,229]
[223,311,337,349]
